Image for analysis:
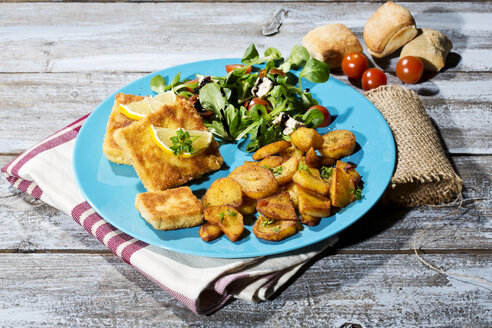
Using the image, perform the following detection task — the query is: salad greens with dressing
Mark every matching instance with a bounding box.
[149,43,331,152]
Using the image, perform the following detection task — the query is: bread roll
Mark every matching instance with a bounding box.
[364,1,418,58]
[400,28,453,72]
[302,24,363,69]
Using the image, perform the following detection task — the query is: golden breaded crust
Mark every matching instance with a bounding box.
[102,93,144,164]
[135,187,203,230]
[114,97,224,191]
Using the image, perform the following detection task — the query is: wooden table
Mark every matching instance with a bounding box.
[1,1,490,326]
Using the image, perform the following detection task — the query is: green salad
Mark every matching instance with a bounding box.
[149,43,331,152]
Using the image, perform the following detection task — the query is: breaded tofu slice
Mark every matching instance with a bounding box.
[103,93,144,164]
[135,187,203,230]
[114,97,224,191]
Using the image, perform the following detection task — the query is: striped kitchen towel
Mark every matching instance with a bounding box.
[1,114,337,315]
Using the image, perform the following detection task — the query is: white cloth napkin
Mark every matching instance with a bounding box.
[1,115,337,315]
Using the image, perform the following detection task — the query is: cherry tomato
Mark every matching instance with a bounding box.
[396,56,424,84]
[308,105,332,128]
[258,68,286,78]
[361,68,387,91]
[248,97,270,112]
[341,53,369,79]
[225,64,252,74]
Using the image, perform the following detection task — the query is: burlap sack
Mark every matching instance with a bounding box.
[365,85,462,207]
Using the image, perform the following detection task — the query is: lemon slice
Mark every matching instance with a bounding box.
[149,126,212,158]
[119,91,176,120]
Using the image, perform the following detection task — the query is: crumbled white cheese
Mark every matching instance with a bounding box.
[272,112,305,135]
[252,77,273,99]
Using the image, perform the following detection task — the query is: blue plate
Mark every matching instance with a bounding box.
[73,58,395,258]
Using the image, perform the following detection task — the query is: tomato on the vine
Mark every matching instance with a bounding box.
[247,98,270,112]
[225,64,252,74]
[308,105,332,128]
[396,56,424,84]
[341,53,369,79]
[258,68,286,78]
[361,68,387,91]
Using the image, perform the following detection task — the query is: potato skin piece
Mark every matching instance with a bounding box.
[253,215,298,241]
[204,206,244,242]
[252,140,291,161]
[199,223,223,242]
[320,130,356,159]
[290,127,324,152]
[229,164,279,199]
[202,177,243,208]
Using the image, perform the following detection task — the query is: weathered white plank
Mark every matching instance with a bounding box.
[0,253,489,327]
[1,155,490,252]
[0,72,491,154]
[0,2,490,73]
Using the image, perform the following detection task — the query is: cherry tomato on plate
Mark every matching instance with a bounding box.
[361,68,387,91]
[248,97,271,112]
[258,68,286,78]
[396,56,424,84]
[308,105,332,128]
[341,53,369,79]
[225,64,252,74]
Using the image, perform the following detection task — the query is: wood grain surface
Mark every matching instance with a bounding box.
[1,1,491,327]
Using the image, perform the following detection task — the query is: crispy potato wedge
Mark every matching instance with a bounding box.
[295,185,331,217]
[260,155,288,169]
[330,161,361,208]
[292,167,330,196]
[202,177,243,208]
[290,127,324,152]
[320,130,356,159]
[282,182,299,209]
[252,141,291,161]
[300,212,321,226]
[321,156,336,167]
[256,192,297,221]
[229,164,279,199]
[279,145,304,159]
[199,222,223,242]
[237,197,257,215]
[253,214,298,241]
[204,206,244,242]
[305,147,322,168]
[274,155,299,185]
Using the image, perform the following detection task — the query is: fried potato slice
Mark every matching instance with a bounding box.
[279,145,304,159]
[282,182,299,209]
[305,147,322,168]
[253,214,298,242]
[237,197,257,215]
[292,166,330,196]
[252,140,291,161]
[290,127,324,152]
[204,206,244,242]
[257,192,297,221]
[321,156,336,167]
[199,222,223,242]
[229,164,279,199]
[202,177,243,208]
[274,155,299,185]
[330,161,361,208]
[300,212,322,226]
[295,185,331,217]
[260,156,288,169]
[320,130,356,159]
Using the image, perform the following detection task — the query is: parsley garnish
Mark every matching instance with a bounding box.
[219,211,225,222]
[226,209,237,217]
[298,162,311,173]
[350,186,363,200]
[170,129,199,156]
[320,166,333,180]
[273,226,280,232]
[262,164,271,171]
[262,218,274,227]
[272,166,284,177]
